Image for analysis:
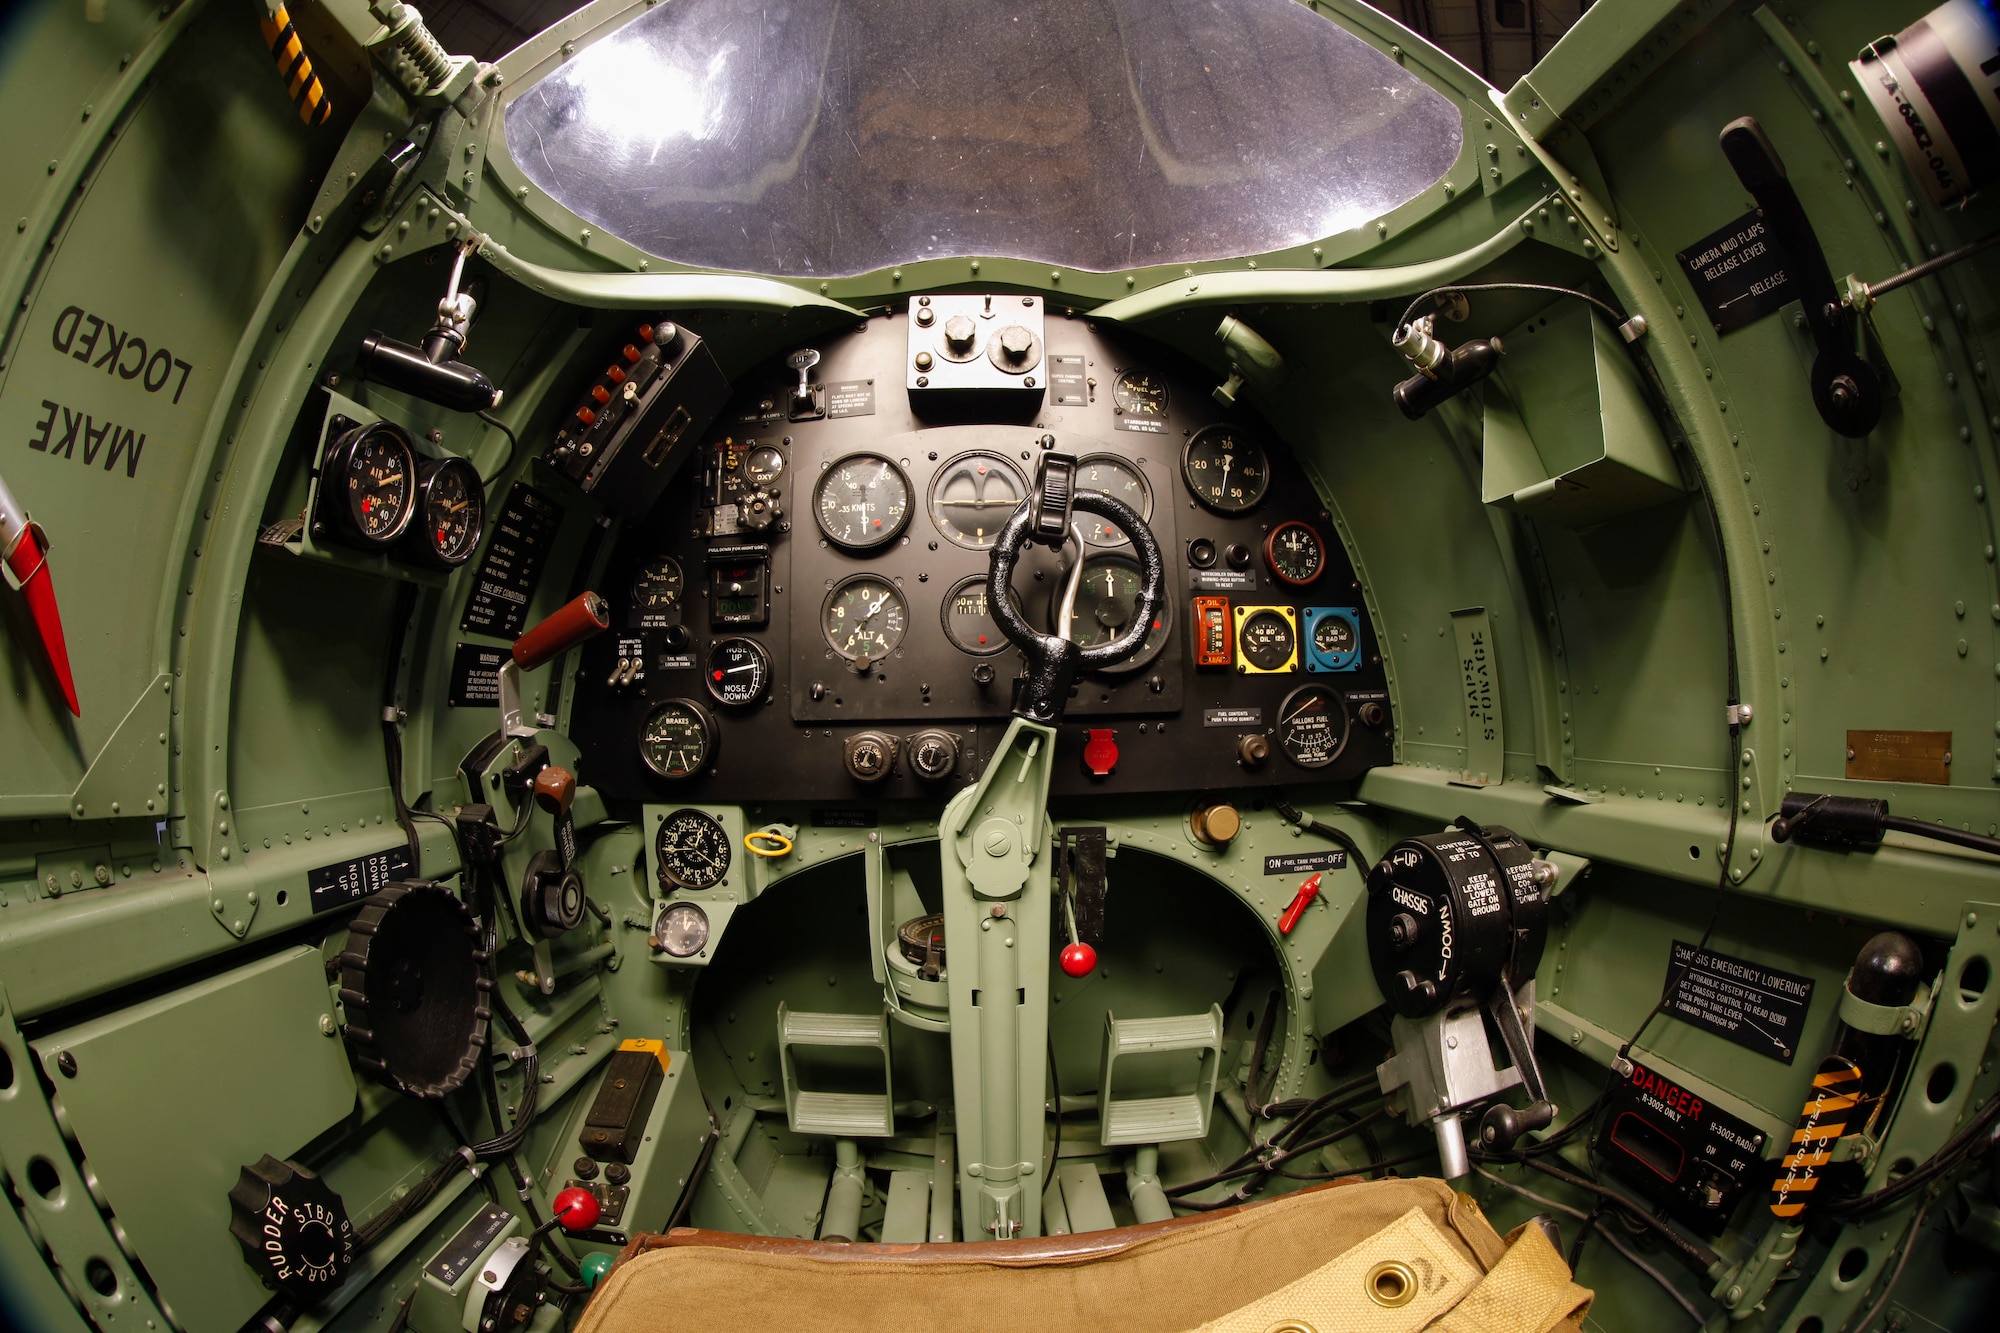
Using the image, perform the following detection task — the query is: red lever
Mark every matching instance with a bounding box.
[1277,873,1322,936]
[512,592,611,671]
[1059,942,1097,978]
[552,1186,600,1232]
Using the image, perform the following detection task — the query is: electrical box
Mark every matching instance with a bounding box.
[906,293,1048,404]
[549,1042,708,1249]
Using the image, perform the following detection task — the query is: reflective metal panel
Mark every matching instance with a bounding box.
[503,0,1463,277]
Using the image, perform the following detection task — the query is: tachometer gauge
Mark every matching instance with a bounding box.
[1112,369,1170,418]
[705,637,771,707]
[1275,684,1348,769]
[1073,455,1153,547]
[815,453,911,551]
[745,445,785,487]
[1264,521,1325,587]
[639,699,718,780]
[1234,606,1298,673]
[1060,553,1170,673]
[929,452,1026,550]
[1183,425,1270,514]
[822,574,908,665]
[319,421,417,548]
[408,456,484,568]
[941,574,1020,656]
[631,555,685,612]
[655,808,731,890]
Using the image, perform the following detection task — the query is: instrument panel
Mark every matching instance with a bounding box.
[568,308,1393,803]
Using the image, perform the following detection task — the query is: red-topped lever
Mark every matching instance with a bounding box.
[551,1185,601,1233]
[1058,885,1097,979]
[1277,873,1322,936]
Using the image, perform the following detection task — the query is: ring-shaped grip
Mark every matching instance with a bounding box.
[987,489,1165,670]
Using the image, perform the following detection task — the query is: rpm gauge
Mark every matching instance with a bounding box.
[409,456,484,568]
[941,574,1014,656]
[319,421,417,548]
[1059,553,1170,673]
[631,556,685,612]
[655,808,731,890]
[822,574,908,665]
[1275,684,1349,770]
[1183,424,1270,515]
[639,699,719,780]
[929,452,1026,550]
[1264,521,1325,587]
[1073,455,1153,547]
[816,453,911,552]
[1112,369,1170,419]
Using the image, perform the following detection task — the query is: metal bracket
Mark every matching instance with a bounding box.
[209,883,260,939]
[1838,977,1933,1040]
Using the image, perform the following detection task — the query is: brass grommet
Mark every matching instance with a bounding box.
[1366,1259,1419,1308]
[1264,1322,1317,1333]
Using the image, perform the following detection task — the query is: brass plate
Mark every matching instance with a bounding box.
[1846,730,1952,785]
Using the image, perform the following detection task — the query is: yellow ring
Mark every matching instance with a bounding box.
[744,829,794,858]
[1365,1260,1419,1308]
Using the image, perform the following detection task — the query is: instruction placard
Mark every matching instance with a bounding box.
[1664,940,1814,1064]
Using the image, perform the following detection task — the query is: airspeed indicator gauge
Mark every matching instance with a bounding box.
[705,638,771,707]
[655,808,731,890]
[639,699,718,780]
[1275,684,1348,769]
[1183,424,1269,514]
[1264,521,1325,587]
[815,453,911,551]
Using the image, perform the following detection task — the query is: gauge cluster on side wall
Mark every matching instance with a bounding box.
[565,307,1392,803]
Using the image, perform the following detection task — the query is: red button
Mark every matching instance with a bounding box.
[577,406,596,426]
[1083,729,1118,777]
[591,385,611,404]
[637,323,654,343]
[622,344,642,363]
[606,365,626,384]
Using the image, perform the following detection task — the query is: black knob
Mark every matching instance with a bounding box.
[521,852,585,940]
[1187,538,1217,569]
[908,730,959,781]
[1236,734,1270,768]
[810,681,826,701]
[228,1156,354,1303]
[573,1157,599,1180]
[659,624,691,653]
[1225,543,1252,570]
[971,663,996,687]
[843,732,897,782]
[605,1162,631,1186]
[1359,701,1387,727]
[1388,912,1421,950]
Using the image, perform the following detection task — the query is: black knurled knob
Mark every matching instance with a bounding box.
[227,1155,354,1303]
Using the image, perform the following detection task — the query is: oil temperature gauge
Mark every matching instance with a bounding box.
[1264,521,1325,587]
[705,638,771,707]
[1275,684,1348,769]
[1234,606,1299,673]
[639,699,719,780]
[655,808,731,890]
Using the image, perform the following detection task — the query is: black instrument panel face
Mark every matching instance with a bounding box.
[568,310,1391,803]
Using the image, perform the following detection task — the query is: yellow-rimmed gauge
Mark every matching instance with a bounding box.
[1233,605,1299,674]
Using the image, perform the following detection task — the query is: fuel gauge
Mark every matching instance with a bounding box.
[1112,369,1170,418]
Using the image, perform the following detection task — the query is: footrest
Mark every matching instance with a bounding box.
[777,1005,896,1138]
[1098,1005,1223,1146]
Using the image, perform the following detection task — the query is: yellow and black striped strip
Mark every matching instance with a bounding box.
[1769,1056,1865,1218]
[259,6,332,128]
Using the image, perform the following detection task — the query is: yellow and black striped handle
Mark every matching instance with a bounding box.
[259,5,332,128]
[1768,1056,1864,1218]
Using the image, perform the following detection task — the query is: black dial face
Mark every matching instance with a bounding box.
[1276,684,1349,769]
[815,453,911,551]
[338,426,416,544]
[1265,521,1325,586]
[822,574,908,663]
[1112,369,1170,418]
[705,637,771,706]
[419,458,483,566]
[1313,615,1356,657]
[631,556,685,612]
[1073,455,1152,547]
[655,808,731,889]
[1239,609,1297,671]
[1183,425,1270,514]
[941,574,1014,656]
[746,445,785,487]
[929,452,1026,550]
[639,699,717,780]
[1059,554,1169,672]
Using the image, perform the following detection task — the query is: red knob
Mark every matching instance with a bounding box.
[622,344,641,363]
[637,323,654,343]
[606,365,626,384]
[576,406,596,426]
[552,1186,600,1232]
[1059,942,1097,978]
[590,384,611,404]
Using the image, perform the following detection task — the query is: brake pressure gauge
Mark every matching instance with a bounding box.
[408,456,485,568]
[1264,521,1325,587]
[705,637,771,707]
[655,808,730,890]
[318,421,417,548]
[639,699,718,780]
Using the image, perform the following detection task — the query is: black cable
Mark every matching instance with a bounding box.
[1270,797,1371,874]
[1879,815,2000,858]
[1045,1030,1062,1187]
[1516,1156,1720,1272]
[667,1099,723,1232]
[475,409,519,488]
[380,583,424,869]
[1828,1096,2000,1220]
[1394,282,1632,340]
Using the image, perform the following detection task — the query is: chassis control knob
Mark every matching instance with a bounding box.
[843,731,899,782]
[552,1186,601,1233]
[907,730,960,781]
[228,1155,355,1303]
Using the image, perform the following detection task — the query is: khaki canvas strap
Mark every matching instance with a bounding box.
[1191,1207,1590,1333]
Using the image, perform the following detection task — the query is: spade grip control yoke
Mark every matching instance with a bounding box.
[987,453,1165,723]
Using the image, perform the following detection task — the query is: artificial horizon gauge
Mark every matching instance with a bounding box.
[319,421,417,547]
[1183,424,1270,514]
[929,451,1026,550]
[941,574,1014,656]
[1275,683,1348,769]
[1264,521,1325,587]
[407,456,484,568]
[823,574,908,664]
[704,637,771,706]
[1061,553,1170,673]
[1073,455,1153,547]
[815,452,911,551]
[631,555,685,611]
[1111,368,1170,418]
[639,698,719,780]
[655,808,731,890]
[745,444,785,487]
[1234,605,1299,673]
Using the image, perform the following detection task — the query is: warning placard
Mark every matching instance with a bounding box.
[1664,940,1815,1064]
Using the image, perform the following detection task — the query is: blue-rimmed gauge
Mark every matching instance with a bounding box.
[1304,607,1362,672]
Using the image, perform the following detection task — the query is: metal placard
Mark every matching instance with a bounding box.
[1449,606,1502,786]
[1663,940,1815,1064]
[1676,210,1795,335]
[1264,849,1347,876]
[1846,729,1952,785]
